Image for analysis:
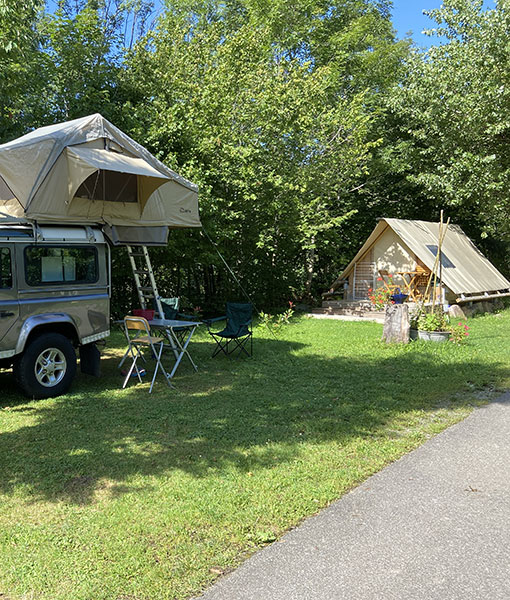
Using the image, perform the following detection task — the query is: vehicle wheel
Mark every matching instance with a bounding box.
[13,333,77,399]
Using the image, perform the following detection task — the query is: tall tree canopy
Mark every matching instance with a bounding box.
[123,0,406,306]
[1,0,509,310]
[388,0,510,249]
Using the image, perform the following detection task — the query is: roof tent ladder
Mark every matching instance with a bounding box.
[126,245,164,319]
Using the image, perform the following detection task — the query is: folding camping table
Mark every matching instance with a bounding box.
[148,318,201,379]
[117,318,201,381]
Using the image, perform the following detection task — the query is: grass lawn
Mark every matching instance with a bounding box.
[1,310,509,599]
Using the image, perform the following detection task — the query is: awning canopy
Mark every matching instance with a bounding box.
[0,114,201,229]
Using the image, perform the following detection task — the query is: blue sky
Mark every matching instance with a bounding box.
[392,0,496,47]
[45,0,497,49]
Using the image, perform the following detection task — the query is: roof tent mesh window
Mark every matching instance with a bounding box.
[24,246,98,286]
[426,244,456,268]
[75,170,138,203]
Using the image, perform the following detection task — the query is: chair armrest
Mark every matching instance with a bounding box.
[203,315,226,329]
[232,320,252,337]
[177,312,200,322]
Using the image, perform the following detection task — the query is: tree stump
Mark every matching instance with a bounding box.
[382,304,410,344]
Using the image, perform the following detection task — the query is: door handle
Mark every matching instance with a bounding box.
[0,311,14,318]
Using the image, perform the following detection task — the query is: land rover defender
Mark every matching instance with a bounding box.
[0,222,110,398]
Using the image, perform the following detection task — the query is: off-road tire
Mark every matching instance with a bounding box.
[13,333,77,399]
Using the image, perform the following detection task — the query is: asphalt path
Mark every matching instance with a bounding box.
[196,393,510,600]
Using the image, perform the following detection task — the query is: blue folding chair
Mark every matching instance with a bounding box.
[158,297,180,319]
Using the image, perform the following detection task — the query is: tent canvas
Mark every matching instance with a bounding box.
[0,114,200,230]
[329,218,510,301]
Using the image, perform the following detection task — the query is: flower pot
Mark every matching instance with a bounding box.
[391,293,408,304]
[416,329,450,343]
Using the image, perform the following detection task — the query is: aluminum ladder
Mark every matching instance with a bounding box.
[126,245,164,319]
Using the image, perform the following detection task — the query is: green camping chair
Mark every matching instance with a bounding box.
[207,302,253,358]
[159,297,180,319]
[158,297,200,345]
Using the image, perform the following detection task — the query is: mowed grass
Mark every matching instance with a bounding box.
[1,310,510,599]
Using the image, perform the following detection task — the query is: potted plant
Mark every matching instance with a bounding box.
[410,309,451,342]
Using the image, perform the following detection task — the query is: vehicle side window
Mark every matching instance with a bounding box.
[0,247,12,289]
[24,246,98,286]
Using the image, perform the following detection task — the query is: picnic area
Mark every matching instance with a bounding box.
[1,311,509,599]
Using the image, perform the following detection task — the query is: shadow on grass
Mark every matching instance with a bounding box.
[0,330,506,505]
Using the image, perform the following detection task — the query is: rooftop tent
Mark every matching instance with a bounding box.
[0,114,200,235]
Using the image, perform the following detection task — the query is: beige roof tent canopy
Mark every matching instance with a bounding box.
[328,218,510,303]
[0,114,200,243]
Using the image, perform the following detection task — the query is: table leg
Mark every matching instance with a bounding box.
[167,326,198,377]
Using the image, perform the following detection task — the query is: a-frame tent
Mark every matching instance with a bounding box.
[326,218,510,304]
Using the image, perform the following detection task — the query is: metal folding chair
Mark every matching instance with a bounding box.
[122,316,172,393]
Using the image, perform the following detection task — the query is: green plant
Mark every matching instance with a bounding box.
[413,309,450,332]
[368,284,394,311]
[449,321,470,344]
[258,302,295,335]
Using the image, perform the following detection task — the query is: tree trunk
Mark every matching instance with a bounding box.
[382,304,410,344]
[304,239,316,301]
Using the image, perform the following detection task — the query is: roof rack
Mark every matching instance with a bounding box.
[0,212,32,224]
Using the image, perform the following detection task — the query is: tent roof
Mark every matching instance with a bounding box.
[0,114,200,228]
[336,218,510,296]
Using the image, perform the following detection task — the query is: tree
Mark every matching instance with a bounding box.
[38,0,156,123]
[0,0,45,141]
[387,0,510,259]
[124,0,406,306]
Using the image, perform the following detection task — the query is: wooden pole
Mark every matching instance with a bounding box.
[432,211,442,308]
[438,212,444,306]
[418,213,450,317]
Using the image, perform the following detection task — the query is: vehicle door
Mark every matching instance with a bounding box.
[0,244,19,349]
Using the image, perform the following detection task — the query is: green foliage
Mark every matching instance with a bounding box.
[123,0,405,306]
[0,0,45,141]
[257,301,295,334]
[386,0,510,249]
[449,320,470,344]
[414,310,450,333]
[1,0,509,309]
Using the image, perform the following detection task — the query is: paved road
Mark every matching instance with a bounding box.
[196,394,510,600]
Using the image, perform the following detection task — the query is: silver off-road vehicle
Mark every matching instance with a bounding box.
[0,222,110,398]
[0,113,201,398]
